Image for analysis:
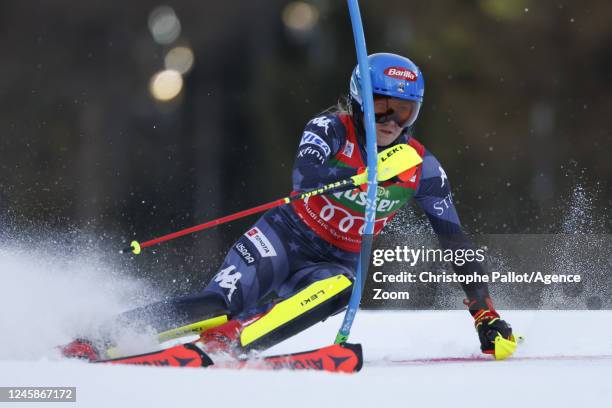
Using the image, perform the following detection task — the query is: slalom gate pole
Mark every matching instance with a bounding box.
[335,0,378,344]
[121,176,359,255]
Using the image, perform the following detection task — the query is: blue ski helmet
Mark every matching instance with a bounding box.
[349,53,425,128]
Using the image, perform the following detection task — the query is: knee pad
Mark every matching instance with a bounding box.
[236,274,353,352]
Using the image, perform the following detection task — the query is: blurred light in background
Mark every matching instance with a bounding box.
[148,6,182,44]
[164,46,194,75]
[149,69,183,101]
[479,0,530,21]
[282,2,319,33]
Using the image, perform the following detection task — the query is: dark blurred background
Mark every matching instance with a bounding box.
[1,1,610,301]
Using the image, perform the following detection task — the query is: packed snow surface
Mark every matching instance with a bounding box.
[1,310,611,408]
[1,244,610,407]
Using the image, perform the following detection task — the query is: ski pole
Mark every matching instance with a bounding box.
[121,176,358,255]
[121,142,420,255]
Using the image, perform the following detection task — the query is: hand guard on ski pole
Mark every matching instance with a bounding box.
[350,143,421,186]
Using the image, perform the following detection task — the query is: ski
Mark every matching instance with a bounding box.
[95,342,214,368]
[95,342,363,373]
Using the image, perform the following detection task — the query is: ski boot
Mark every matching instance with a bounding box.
[198,319,242,355]
[197,311,268,357]
[59,338,101,361]
[466,298,517,360]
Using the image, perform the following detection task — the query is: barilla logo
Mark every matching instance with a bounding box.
[384,67,417,81]
[247,229,258,237]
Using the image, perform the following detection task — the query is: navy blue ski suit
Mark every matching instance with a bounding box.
[124,112,490,331]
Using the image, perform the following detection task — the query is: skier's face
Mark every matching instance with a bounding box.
[375,120,402,147]
[372,96,415,146]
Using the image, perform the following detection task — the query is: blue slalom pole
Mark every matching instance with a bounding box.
[335,0,378,344]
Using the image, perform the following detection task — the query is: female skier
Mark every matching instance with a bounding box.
[63,53,514,360]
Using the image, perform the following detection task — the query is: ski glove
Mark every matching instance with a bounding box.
[473,309,513,354]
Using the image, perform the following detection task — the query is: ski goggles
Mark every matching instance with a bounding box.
[374,96,419,128]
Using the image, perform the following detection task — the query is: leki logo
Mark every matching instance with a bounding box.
[384,67,417,81]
